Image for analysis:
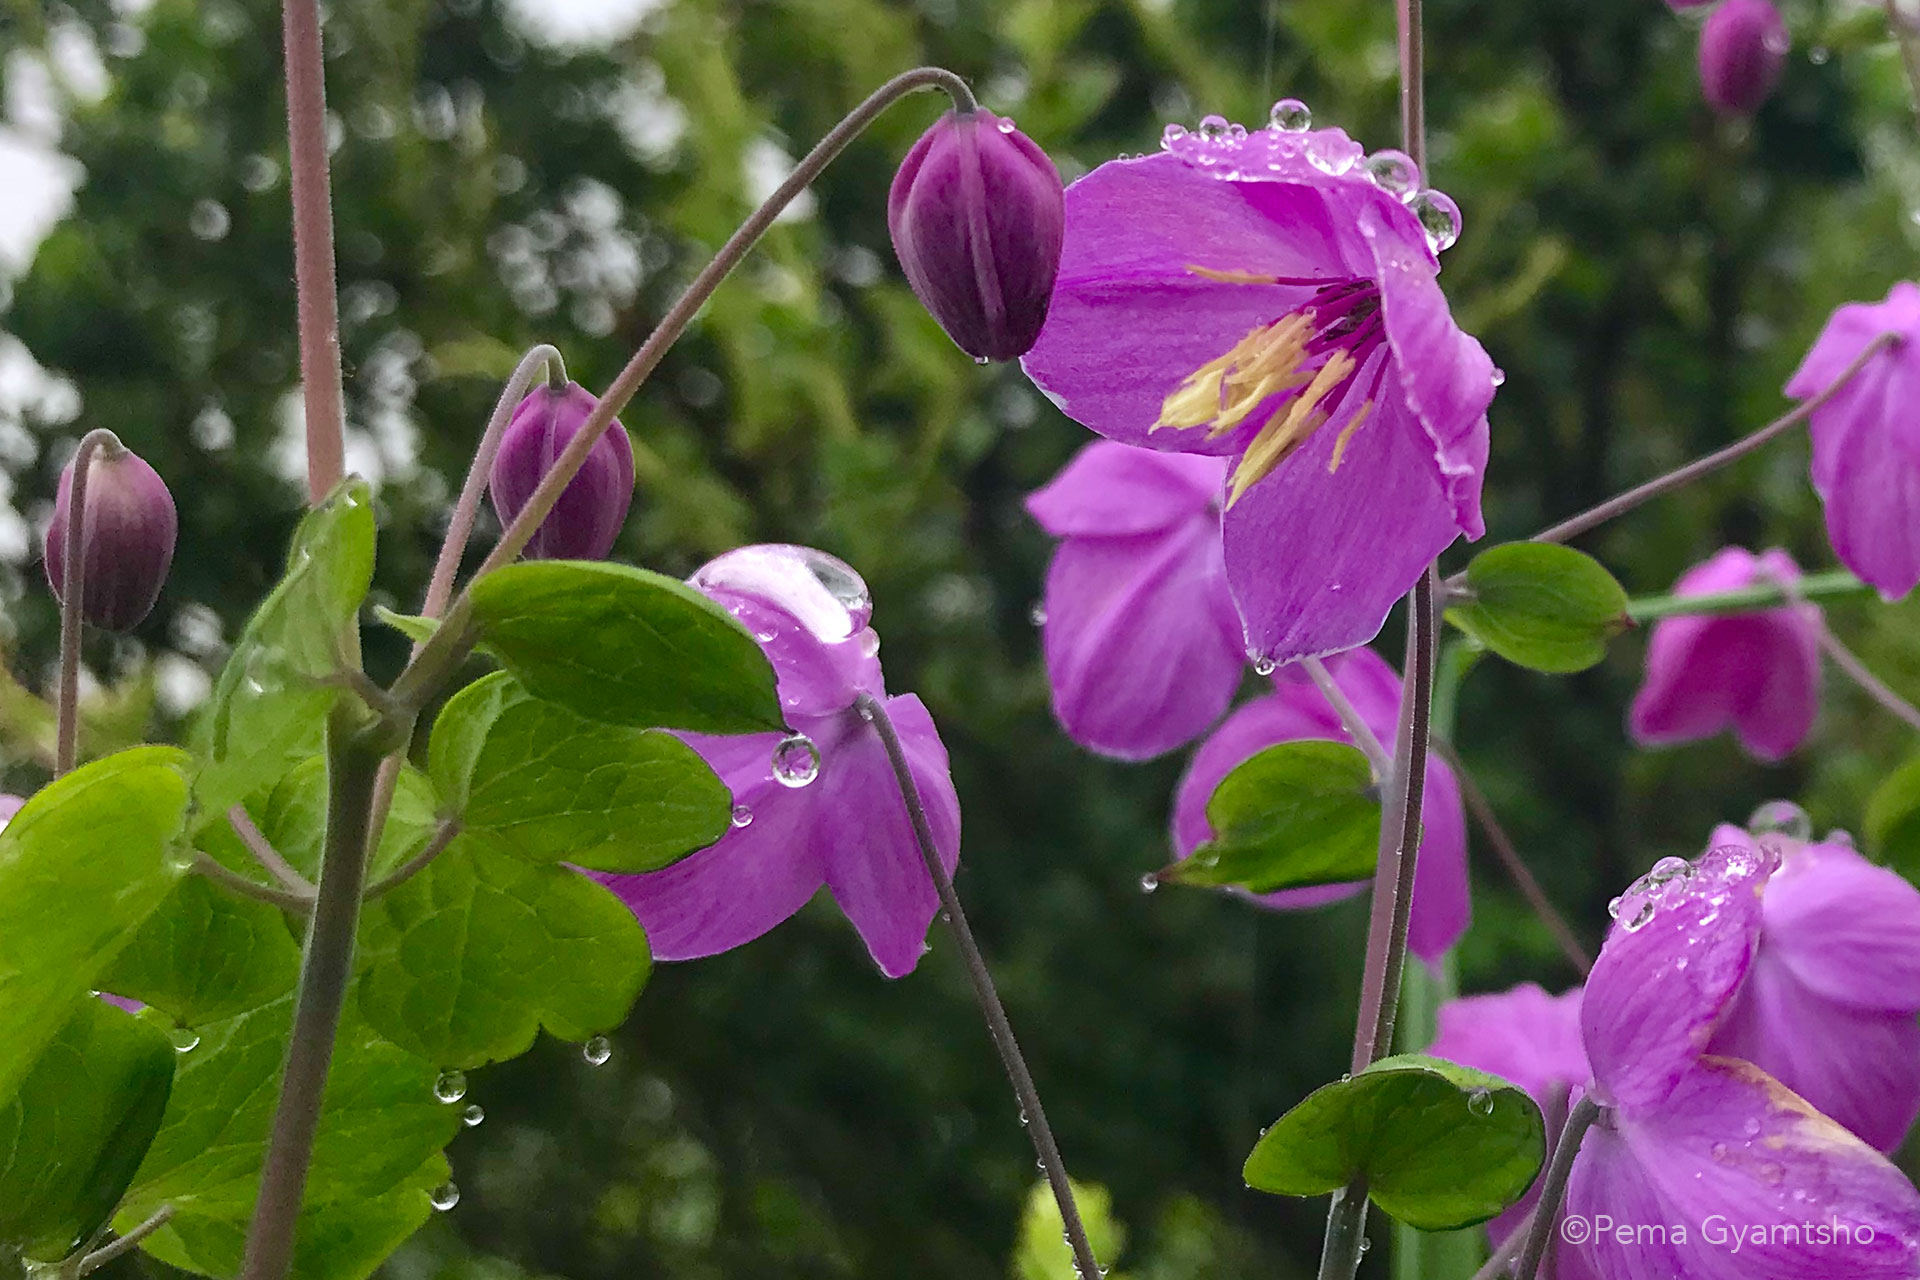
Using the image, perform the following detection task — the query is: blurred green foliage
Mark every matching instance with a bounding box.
[3,0,1920,1273]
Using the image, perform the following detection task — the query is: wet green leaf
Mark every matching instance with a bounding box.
[1445,543,1629,674]
[1163,741,1380,894]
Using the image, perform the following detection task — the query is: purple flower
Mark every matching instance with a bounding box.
[1169,647,1469,959]
[1628,547,1821,762]
[599,544,961,978]
[1699,0,1790,116]
[1709,824,1920,1152]
[489,381,635,561]
[1025,441,1245,759]
[889,107,1065,362]
[1021,106,1497,666]
[44,442,177,632]
[1564,843,1920,1279]
[1785,284,1920,598]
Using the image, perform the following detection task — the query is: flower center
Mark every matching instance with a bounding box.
[1154,276,1386,506]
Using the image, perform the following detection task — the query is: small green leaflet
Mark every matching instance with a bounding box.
[1161,740,1381,893]
[1445,543,1629,674]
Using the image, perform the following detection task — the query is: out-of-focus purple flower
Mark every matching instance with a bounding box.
[1698,0,1790,115]
[1785,284,1920,598]
[1025,442,1244,759]
[1170,647,1469,959]
[1628,547,1821,761]
[1560,842,1920,1279]
[888,107,1064,362]
[0,794,25,834]
[599,544,960,979]
[44,442,177,632]
[489,381,635,561]
[1709,821,1920,1152]
[1021,105,1497,667]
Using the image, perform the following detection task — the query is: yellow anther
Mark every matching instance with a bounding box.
[1155,313,1313,438]
[1225,350,1357,507]
[1326,399,1376,473]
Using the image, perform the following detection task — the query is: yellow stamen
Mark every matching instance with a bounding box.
[1186,265,1285,284]
[1325,399,1376,474]
[1155,313,1313,438]
[1225,350,1357,508]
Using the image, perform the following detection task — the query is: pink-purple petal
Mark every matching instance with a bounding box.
[1025,441,1227,538]
[1762,841,1920,1011]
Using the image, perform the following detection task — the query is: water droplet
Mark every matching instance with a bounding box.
[463,1104,485,1127]
[189,199,231,241]
[1018,1107,1030,1125]
[1408,190,1462,252]
[1268,98,1312,131]
[856,629,881,659]
[730,804,754,829]
[1139,872,1160,894]
[1491,367,1507,387]
[1252,655,1277,676]
[1161,122,1189,148]
[434,1070,468,1103]
[430,1181,460,1211]
[973,355,991,366]
[1748,800,1811,841]
[583,1035,613,1066]
[1466,1087,1494,1117]
[1824,828,1855,848]
[169,1026,201,1053]
[1809,44,1830,64]
[771,733,821,788]
[1623,900,1657,932]
[996,116,1018,133]
[1028,601,1048,627]
[1362,149,1421,197]
[1742,1116,1761,1138]
[689,545,873,642]
[1198,114,1231,140]
[1606,894,1623,919]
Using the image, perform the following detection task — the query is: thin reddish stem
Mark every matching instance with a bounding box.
[282,0,346,506]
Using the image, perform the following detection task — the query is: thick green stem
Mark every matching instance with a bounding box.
[239,715,383,1280]
[1625,568,1870,621]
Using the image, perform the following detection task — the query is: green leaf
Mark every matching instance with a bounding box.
[1865,756,1920,885]
[1243,1053,1545,1231]
[356,835,651,1069]
[128,1154,447,1280]
[97,872,303,1028]
[258,755,443,883]
[1161,741,1381,894]
[0,746,192,1107]
[373,604,439,644]
[1444,543,1629,674]
[431,672,730,872]
[0,999,175,1260]
[121,995,460,1219]
[195,479,376,821]
[1014,1177,1131,1280]
[467,560,784,733]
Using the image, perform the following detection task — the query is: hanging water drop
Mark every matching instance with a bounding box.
[1747,799,1811,841]
[169,1026,201,1053]
[1606,894,1624,919]
[1250,652,1277,676]
[1466,1087,1494,1117]
[731,804,754,829]
[1268,98,1312,132]
[1139,872,1160,894]
[430,1181,460,1211]
[463,1104,485,1128]
[771,732,821,788]
[434,1070,468,1104]
[1362,149,1421,197]
[1028,601,1048,627]
[583,1035,613,1066]
[1408,190,1462,252]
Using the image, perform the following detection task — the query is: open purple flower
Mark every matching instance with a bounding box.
[1785,284,1920,598]
[1562,843,1920,1279]
[1709,822,1920,1152]
[1170,647,1469,959]
[599,544,961,978]
[1025,441,1244,759]
[1628,547,1821,761]
[1021,104,1498,666]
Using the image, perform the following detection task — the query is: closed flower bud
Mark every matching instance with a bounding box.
[489,381,635,561]
[1699,0,1789,116]
[888,108,1065,363]
[43,440,177,632]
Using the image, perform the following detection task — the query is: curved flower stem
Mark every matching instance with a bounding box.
[1513,1095,1602,1280]
[1524,332,1898,549]
[229,804,316,895]
[54,428,121,778]
[364,817,462,899]
[1467,1206,1534,1280]
[1625,568,1870,621]
[1304,656,1392,780]
[387,66,977,714]
[853,691,1102,1280]
[192,852,314,913]
[241,715,383,1280]
[75,1205,175,1277]
[1433,740,1591,976]
[1818,622,1920,733]
[281,0,346,508]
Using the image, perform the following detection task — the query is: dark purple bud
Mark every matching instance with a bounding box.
[887,108,1065,363]
[1699,0,1789,116]
[43,442,177,632]
[488,381,635,561]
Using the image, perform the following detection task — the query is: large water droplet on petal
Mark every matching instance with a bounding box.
[731,804,754,829]
[1161,122,1188,148]
[771,732,820,788]
[1198,114,1231,140]
[1268,98,1312,132]
[1408,189,1462,252]
[689,544,872,642]
[1363,149,1421,197]
[1748,800,1811,841]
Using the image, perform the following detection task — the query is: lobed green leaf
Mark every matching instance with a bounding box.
[1445,543,1629,674]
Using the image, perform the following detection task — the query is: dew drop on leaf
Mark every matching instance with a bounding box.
[430,1182,460,1211]
[583,1035,613,1066]
[434,1070,468,1104]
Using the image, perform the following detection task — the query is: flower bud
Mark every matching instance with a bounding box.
[43,441,177,631]
[489,381,635,561]
[1699,0,1789,116]
[888,108,1065,363]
